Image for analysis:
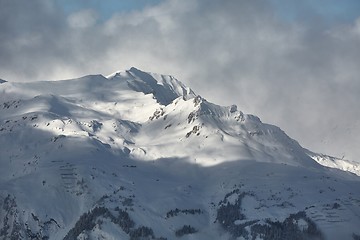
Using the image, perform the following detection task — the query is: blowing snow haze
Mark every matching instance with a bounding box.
[0,67,360,239]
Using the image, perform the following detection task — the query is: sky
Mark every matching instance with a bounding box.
[1,0,360,162]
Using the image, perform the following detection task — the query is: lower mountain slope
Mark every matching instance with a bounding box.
[0,68,359,240]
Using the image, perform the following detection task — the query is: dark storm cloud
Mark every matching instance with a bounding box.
[0,0,359,161]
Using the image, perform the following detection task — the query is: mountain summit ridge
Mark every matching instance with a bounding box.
[0,68,359,239]
[107,67,196,105]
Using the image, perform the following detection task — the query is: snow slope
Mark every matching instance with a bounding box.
[0,68,359,240]
[307,151,360,176]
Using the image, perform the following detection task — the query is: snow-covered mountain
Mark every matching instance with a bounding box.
[0,67,359,240]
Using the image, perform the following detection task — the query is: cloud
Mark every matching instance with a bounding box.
[0,0,359,161]
[67,9,99,28]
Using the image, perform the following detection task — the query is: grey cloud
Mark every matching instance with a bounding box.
[0,0,359,161]
[0,0,68,79]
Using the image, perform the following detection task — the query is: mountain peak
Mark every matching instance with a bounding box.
[128,66,144,73]
[108,67,196,105]
[0,68,359,240]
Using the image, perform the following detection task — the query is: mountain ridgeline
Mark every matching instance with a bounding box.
[0,67,359,240]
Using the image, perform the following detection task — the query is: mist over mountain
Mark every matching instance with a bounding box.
[0,68,359,240]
